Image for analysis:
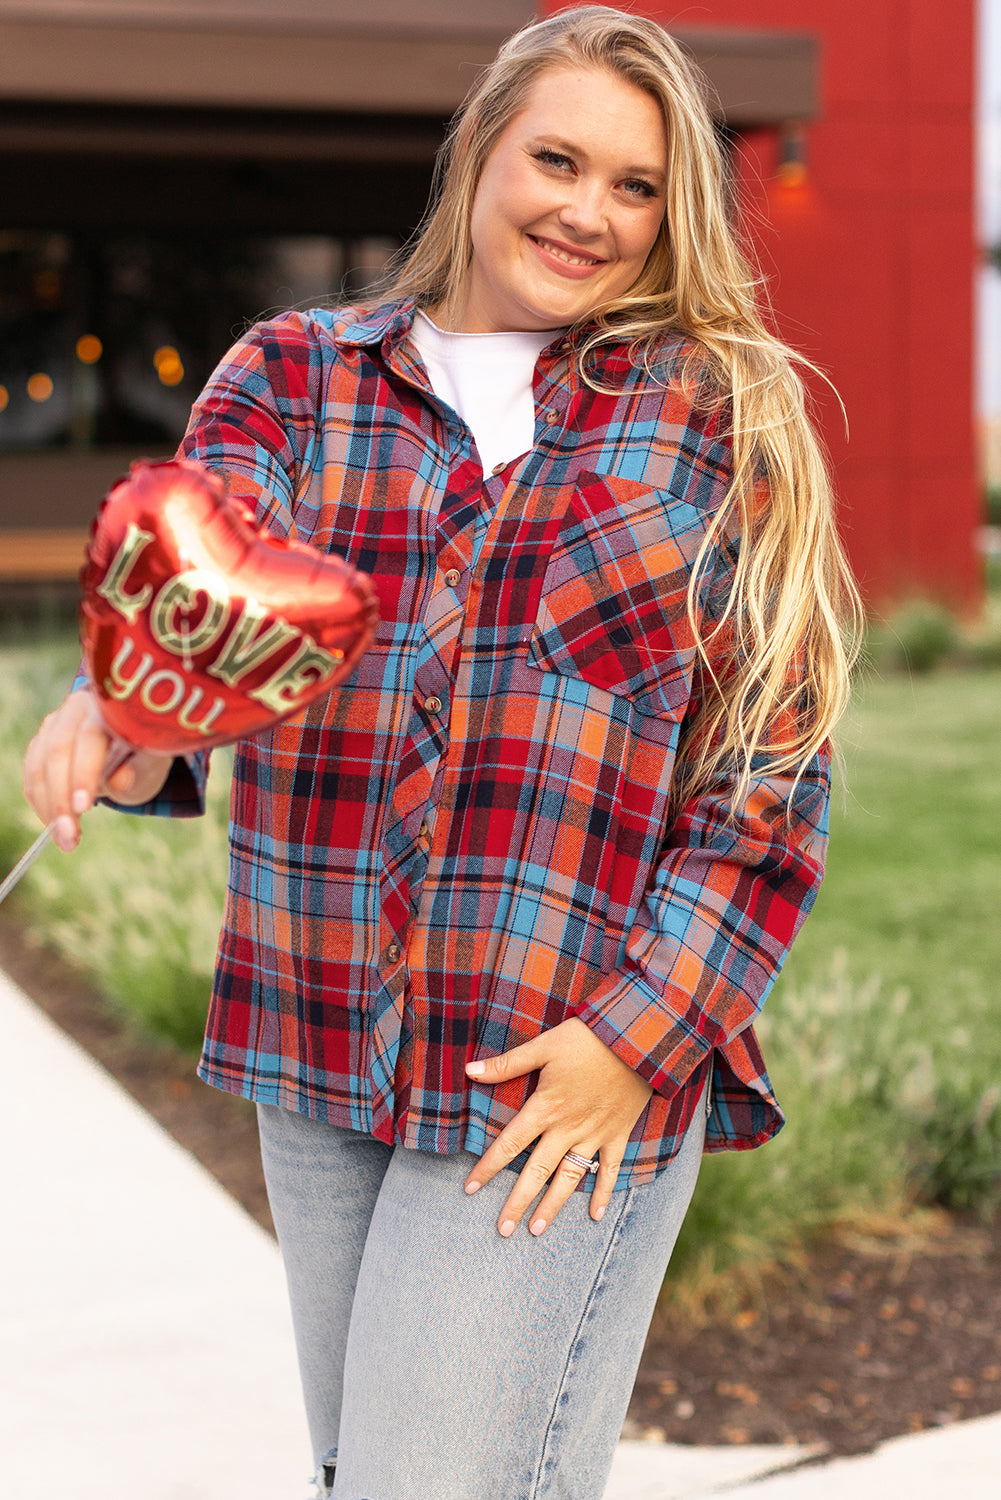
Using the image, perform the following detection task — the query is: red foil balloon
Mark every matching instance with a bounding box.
[79,459,378,754]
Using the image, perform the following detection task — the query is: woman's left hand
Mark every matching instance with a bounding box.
[463,1017,653,1236]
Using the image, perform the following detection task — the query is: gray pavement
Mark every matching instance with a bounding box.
[2,963,997,1498]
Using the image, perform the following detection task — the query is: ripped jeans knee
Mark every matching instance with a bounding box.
[314,1453,336,1499]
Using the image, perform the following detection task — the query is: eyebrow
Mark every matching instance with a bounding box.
[532,134,667,185]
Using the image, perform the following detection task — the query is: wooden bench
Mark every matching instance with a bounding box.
[0,448,145,587]
[0,529,89,582]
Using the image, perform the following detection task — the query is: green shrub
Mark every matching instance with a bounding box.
[985,482,1001,528]
[909,1080,1001,1216]
[961,582,1001,666]
[25,772,231,1052]
[0,633,230,1052]
[670,961,913,1292]
[863,599,960,675]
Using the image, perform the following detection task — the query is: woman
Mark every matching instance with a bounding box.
[24,8,859,1498]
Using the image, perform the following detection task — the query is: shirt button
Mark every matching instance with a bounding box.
[419,820,429,838]
[424,695,443,714]
[491,462,506,475]
[385,942,401,964]
[544,409,559,424]
[444,568,461,588]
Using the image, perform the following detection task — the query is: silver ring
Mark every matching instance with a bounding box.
[563,1151,600,1173]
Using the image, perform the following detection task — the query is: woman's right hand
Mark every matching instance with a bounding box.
[22,687,174,852]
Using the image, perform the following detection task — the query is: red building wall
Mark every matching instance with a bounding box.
[542,1,981,611]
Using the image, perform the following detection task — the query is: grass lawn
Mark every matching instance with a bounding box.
[670,664,1001,1300]
[2,632,998,1293]
[784,666,1000,1020]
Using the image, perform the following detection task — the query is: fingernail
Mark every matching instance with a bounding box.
[593,1206,606,1221]
[71,788,91,816]
[54,815,77,851]
[466,1061,485,1076]
[464,1180,481,1195]
[499,1219,515,1237]
[529,1217,547,1236]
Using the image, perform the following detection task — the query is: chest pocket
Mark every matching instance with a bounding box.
[525,470,708,722]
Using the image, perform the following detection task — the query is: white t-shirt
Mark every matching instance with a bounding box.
[411,312,565,475]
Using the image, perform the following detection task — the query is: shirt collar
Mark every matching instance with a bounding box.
[332,297,593,363]
[332,299,416,350]
[330,298,637,413]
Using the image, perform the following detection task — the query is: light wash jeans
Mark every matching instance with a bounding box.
[257,1093,706,1500]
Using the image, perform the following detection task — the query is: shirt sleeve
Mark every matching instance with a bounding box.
[178,308,324,538]
[569,515,830,1099]
[83,311,324,820]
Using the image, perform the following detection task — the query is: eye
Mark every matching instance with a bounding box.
[533,147,575,173]
[621,178,658,200]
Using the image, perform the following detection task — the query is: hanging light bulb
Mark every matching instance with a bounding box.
[27,373,54,402]
[777,124,808,188]
[76,334,103,364]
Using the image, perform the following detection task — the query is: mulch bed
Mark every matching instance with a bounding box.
[629,1222,1001,1455]
[3,910,999,1458]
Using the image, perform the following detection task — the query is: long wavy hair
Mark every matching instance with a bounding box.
[382,4,862,813]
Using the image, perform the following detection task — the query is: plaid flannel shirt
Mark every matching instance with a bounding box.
[144,299,829,1187]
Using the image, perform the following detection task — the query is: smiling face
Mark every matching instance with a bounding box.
[449,65,669,334]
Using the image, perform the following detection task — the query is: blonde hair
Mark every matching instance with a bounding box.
[384,5,862,812]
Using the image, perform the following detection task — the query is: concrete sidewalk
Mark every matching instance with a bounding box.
[0,964,310,1499]
[2,963,997,1498]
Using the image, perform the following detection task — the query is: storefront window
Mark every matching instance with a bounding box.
[0,232,399,454]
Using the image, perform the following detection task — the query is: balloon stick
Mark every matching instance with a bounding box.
[0,738,133,907]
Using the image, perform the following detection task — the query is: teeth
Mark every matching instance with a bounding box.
[536,237,600,267]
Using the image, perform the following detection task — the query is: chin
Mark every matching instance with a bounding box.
[519,287,594,328]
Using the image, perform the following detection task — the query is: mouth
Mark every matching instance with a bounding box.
[528,235,607,271]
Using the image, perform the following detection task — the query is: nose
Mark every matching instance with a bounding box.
[557,179,608,240]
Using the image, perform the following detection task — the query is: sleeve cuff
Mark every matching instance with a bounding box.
[99,752,208,819]
[73,667,209,818]
[571,966,719,1098]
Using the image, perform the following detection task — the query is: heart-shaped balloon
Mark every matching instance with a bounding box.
[79,458,378,754]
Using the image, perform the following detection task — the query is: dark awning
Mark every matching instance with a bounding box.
[0,2,817,128]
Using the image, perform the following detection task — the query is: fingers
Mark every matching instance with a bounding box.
[464,1120,624,1239]
[587,1153,623,1224]
[102,758,138,800]
[69,712,114,818]
[21,688,173,851]
[463,1102,547,1202]
[23,689,111,850]
[462,1019,649,1237]
[100,748,173,805]
[511,1143,626,1238]
[466,1033,546,1085]
[506,1142,597,1238]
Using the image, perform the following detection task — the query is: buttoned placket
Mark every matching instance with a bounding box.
[358,324,579,1138]
[354,336,460,1132]
[339,314,582,1143]
[386,465,518,1133]
[533,338,576,441]
[364,332,540,1132]
[400,478,578,1147]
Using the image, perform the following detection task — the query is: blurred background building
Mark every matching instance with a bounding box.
[979,1,1001,501]
[0,0,984,613]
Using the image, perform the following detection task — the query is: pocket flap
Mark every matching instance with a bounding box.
[527,471,708,721]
